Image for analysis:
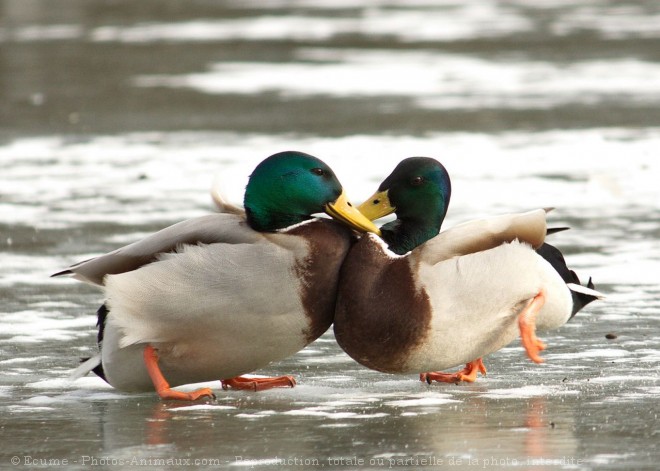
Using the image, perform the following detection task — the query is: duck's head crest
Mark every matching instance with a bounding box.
[244,151,380,234]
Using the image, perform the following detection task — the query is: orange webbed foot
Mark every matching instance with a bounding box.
[155,387,216,401]
[221,375,296,392]
[518,289,547,364]
[421,358,487,384]
[143,345,216,401]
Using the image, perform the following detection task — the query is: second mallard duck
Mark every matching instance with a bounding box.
[334,157,602,383]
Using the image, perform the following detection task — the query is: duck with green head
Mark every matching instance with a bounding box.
[54,151,380,400]
[334,157,602,383]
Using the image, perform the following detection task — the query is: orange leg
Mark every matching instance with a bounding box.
[518,289,548,364]
[143,345,215,401]
[421,358,487,384]
[221,375,296,392]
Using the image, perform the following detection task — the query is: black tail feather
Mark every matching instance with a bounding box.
[96,304,108,345]
[570,276,599,318]
[536,242,579,284]
[92,363,107,382]
[535,243,599,318]
[90,304,109,382]
[547,226,570,236]
[78,356,107,383]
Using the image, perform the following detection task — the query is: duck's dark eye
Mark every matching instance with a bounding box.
[311,168,325,176]
[410,176,424,186]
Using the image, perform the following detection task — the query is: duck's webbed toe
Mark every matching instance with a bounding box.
[420,358,487,384]
[221,375,296,391]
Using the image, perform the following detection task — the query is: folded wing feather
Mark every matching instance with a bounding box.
[52,213,261,286]
[413,209,548,266]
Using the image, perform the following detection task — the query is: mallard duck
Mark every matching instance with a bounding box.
[334,157,602,383]
[55,151,380,400]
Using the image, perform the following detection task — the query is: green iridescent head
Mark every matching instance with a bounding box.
[358,157,452,254]
[244,151,380,234]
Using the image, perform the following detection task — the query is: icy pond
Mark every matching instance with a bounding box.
[1,1,659,470]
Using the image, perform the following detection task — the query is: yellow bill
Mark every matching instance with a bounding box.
[326,191,381,235]
[357,190,395,221]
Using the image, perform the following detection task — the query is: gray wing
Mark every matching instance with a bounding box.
[413,209,549,266]
[52,213,261,286]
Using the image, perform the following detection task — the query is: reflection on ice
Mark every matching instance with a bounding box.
[386,394,460,407]
[481,385,579,399]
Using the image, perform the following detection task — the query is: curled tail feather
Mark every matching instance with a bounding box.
[536,242,604,318]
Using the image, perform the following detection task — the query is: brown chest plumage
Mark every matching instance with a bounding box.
[334,235,432,373]
[287,220,354,344]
